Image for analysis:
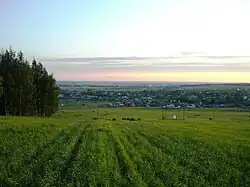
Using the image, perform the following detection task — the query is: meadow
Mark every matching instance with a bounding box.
[1,108,250,186]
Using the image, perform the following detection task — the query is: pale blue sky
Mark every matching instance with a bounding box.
[1,0,172,57]
[1,0,250,82]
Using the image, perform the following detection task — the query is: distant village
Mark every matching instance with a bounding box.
[58,85,250,109]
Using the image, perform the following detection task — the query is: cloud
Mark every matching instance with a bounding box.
[42,54,249,82]
[41,55,250,74]
[180,52,204,56]
[39,54,250,83]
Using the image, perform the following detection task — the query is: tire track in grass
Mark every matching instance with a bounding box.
[29,124,81,186]
[96,122,111,186]
[85,121,123,186]
[97,121,127,186]
[109,125,147,187]
[60,122,90,185]
[12,126,77,186]
[104,132,123,186]
[120,123,204,186]
[135,129,207,186]
[139,127,249,187]
[116,125,166,186]
[69,121,100,186]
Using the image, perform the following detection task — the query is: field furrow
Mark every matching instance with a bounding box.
[116,123,193,186]
[31,125,81,186]
[110,125,147,187]
[68,121,102,186]
[60,122,90,185]
[134,125,248,186]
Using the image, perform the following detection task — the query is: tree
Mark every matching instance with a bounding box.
[0,48,16,115]
[45,74,59,117]
[0,76,3,97]
[0,48,59,117]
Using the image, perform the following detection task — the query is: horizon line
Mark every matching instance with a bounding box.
[56,80,250,84]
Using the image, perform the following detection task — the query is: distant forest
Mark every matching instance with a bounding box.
[0,48,59,117]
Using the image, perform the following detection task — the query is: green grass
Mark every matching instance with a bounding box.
[59,100,108,109]
[1,108,250,186]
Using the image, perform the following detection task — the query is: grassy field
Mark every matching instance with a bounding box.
[1,108,250,186]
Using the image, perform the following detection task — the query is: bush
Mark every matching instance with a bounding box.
[122,117,126,120]
[112,118,116,121]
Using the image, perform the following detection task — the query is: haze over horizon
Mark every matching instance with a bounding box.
[1,0,250,82]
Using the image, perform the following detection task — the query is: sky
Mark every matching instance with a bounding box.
[1,0,250,82]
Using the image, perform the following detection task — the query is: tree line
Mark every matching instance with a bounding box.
[0,48,59,117]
